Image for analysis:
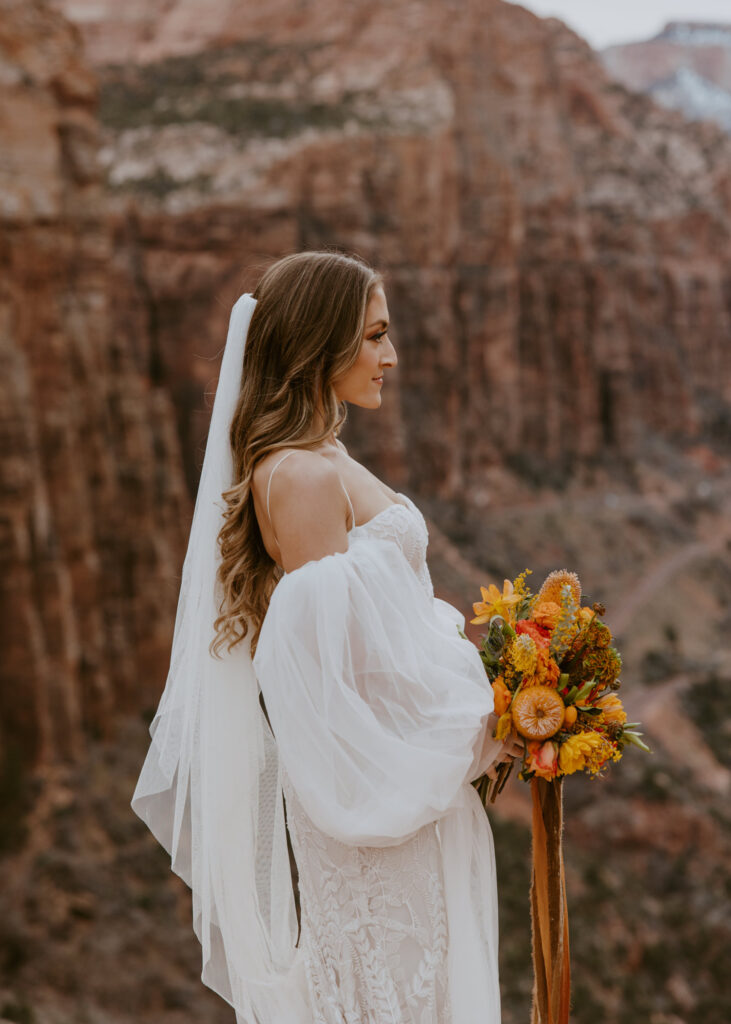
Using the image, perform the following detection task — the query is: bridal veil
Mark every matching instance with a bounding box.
[130,294,308,1023]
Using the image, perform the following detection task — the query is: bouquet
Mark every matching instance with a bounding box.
[468,568,649,804]
[465,567,650,1024]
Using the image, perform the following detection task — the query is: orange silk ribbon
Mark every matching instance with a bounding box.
[530,777,571,1024]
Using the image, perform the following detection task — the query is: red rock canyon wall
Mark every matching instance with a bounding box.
[0,0,190,781]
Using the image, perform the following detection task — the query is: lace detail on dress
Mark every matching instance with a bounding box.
[350,494,433,600]
[283,768,452,1024]
[281,490,452,1023]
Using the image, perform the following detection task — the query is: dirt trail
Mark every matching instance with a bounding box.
[624,672,731,796]
[605,538,724,639]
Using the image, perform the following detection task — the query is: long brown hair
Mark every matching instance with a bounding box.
[212,250,383,658]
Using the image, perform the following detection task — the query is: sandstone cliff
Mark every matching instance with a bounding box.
[0,0,190,793]
[49,0,731,506]
[1,3,730,1023]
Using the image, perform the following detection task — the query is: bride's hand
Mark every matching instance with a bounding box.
[484,732,524,781]
[474,713,524,781]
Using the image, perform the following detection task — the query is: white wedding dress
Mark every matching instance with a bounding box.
[252,477,502,1024]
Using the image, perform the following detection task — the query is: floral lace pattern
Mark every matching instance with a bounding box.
[283,495,452,1023]
[283,771,452,1024]
[350,494,434,600]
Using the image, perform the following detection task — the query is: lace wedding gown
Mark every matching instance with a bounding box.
[253,482,502,1024]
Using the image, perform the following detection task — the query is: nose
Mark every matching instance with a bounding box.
[381,336,397,367]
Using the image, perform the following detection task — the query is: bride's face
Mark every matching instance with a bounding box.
[333,285,397,408]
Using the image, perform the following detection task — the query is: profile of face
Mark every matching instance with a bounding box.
[333,285,397,408]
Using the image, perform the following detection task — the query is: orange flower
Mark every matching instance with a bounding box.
[532,601,561,630]
[492,676,512,716]
[596,693,626,725]
[541,650,561,686]
[471,580,521,624]
[512,685,565,740]
[521,649,561,688]
[538,569,582,607]
[526,740,559,781]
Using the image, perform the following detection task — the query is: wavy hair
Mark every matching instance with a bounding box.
[212,250,383,658]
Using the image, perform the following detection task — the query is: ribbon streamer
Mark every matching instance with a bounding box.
[530,778,571,1024]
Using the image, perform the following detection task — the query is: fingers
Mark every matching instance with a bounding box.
[477,727,524,782]
[498,737,524,763]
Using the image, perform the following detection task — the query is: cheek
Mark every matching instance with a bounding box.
[354,348,377,375]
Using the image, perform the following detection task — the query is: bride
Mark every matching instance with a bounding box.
[132,250,521,1024]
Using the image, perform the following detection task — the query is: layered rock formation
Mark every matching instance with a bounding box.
[603,22,731,132]
[1,4,730,1022]
[0,0,190,789]
[50,0,731,506]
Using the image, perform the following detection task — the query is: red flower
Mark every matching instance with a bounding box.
[516,619,550,649]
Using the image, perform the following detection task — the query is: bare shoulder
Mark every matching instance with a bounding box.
[253,447,326,498]
[254,449,349,572]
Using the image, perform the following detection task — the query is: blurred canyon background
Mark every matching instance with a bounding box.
[1,0,729,1022]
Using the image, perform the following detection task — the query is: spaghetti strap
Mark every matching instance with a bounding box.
[266,450,298,524]
[337,472,355,531]
[265,449,355,533]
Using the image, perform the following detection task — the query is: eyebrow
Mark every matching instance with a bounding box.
[367,319,389,329]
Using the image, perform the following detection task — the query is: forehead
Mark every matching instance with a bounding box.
[366,285,389,322]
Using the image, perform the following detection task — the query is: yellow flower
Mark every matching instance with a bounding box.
[509,634,538,675]
[495,711,513,741]
[596,693,626,725]
[558,731,616,775]
[579,606,595,624]
[512,568,533,600]
[471,579,521,624]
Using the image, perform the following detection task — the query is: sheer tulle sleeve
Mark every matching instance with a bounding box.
[252,536,494,847]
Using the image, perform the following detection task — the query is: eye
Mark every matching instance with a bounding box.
[370,328,388,342]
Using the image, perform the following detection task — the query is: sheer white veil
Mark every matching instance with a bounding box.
[131,294,307,1023]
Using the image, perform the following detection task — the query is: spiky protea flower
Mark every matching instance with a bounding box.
[538,569,582,607]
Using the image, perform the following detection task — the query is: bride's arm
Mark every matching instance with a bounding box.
[254,472,496,847]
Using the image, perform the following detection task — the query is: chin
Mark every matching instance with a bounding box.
[340,387,382,409]
[349,396,381,409]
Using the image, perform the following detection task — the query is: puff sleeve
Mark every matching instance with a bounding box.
[252,536,495,846]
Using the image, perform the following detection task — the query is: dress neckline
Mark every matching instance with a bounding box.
[348,493,411,534]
